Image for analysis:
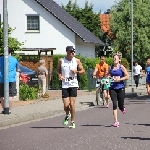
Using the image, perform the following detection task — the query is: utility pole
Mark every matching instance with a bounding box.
[3,0,9,114]
[130,0,134,92]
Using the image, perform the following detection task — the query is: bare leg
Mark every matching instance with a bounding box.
[0,97,4,110]
[62,98,70,115]
[146,83,150,96]
[69,97,76,122]
[104,90,108,105]
[113,109,118,122]
[1,97,12,111]
[9,97,13,110]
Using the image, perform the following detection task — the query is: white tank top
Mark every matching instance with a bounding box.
[61,57,79,88]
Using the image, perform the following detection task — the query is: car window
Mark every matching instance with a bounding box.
[19,65,34,73]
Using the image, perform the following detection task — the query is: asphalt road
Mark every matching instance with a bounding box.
[0,95,150,150]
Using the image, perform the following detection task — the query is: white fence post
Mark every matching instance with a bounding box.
[13,72,19,101]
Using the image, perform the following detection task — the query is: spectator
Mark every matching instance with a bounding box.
[0,47,19,114]
[133,61,142,88]
[37,59,49,98]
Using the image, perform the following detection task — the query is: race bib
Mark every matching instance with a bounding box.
[112,76,120,82]
[65,78,69,82]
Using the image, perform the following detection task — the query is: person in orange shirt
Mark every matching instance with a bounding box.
[93,56,110,107]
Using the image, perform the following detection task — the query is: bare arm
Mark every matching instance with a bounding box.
[45,68,48,76]
[120,65,129,81]
[140,66,142,73]
[105,64,109,77]
[56,58,62,78]
[93,68,98,76]
[77,59,85,74]
[93,64,98,77]
[106,66,111,77]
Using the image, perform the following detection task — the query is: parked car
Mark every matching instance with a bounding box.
[19,65,38,86]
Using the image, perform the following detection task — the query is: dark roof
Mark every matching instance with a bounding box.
[34,0,105,45]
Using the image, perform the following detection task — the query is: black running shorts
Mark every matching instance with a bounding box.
[62,87,77,98]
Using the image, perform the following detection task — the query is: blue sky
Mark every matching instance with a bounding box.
[54,0,118,13]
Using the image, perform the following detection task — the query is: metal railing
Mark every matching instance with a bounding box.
[47,69,146,91]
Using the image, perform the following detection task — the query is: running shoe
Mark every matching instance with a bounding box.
[122,107,126,114]
[62,113,71,125]
[113,121,119,127]
[106,104,109,108]
[69,122,75,129]
[2,110,11,114]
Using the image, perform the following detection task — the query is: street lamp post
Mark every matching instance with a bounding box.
[130,0,134,92]
[3,0,9,114]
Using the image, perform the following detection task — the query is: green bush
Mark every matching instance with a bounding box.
[51,55,130,90]
[121,58,130,70]
[19,84,38,100]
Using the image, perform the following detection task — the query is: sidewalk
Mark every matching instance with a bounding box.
[0,85,147,128]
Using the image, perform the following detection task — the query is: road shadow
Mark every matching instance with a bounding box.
[135,95,149,100]
[93,106,107,108]
[125,102,147,105]
[125,94,149,101]
[82,124,112,127]
[125,123,150,126]
[121,137,150,140]
[30,126,67,129]
[80,102,95,107]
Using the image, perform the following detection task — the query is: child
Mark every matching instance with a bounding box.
[101,77,112,108]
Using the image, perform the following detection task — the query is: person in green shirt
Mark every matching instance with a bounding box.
[101,77,112,108]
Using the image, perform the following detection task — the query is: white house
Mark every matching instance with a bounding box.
[0,0,104,58]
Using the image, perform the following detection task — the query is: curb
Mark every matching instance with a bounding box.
[0,104,90,128]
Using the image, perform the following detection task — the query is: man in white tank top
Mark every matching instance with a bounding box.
[133,61,142,88]
[57,46,85,129]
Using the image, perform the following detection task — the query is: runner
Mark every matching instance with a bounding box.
[56,46,85,129]
[108,53,129,127]
[145,57,150,100]
[93,56,109,107]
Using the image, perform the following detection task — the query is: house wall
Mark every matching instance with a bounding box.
[75,36,95,58]
[0,0,96,58]
[0,0,75,55]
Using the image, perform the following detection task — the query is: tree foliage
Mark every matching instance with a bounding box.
[62,0,104,56]
[62,0,101,38]
[0,24,23,55]
[110,0,150,65]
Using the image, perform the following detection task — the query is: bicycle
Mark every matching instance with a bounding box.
[92,76,105,106]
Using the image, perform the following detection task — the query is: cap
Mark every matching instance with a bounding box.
[39,59,45,64]
[66,46,75,52]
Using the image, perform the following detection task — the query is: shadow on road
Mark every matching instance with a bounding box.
[121,137,150,140]
[80,102,95,107]
[135,95,149,100]
[81,124,112,127]
[93,106,107,108]
[30,126,67,129]
[125,123,150,126]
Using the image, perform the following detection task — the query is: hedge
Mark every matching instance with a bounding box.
[50,55,129,90]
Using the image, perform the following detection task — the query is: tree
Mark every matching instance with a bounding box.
[62,0,103,56]
[110,0,150,65]
[0,24,23,55]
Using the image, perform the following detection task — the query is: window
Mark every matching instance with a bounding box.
[27,15,40,31]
